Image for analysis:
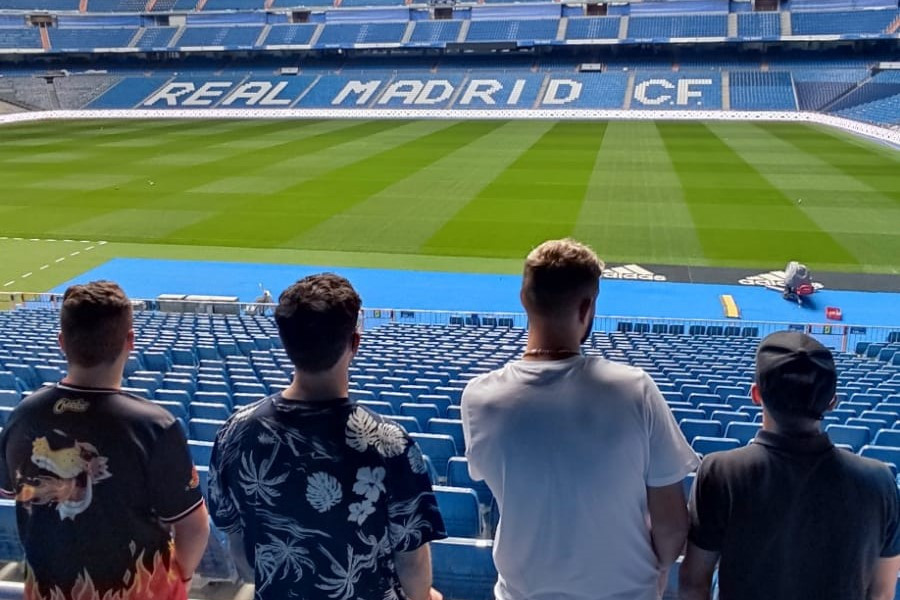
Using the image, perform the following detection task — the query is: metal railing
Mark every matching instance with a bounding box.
[2,291,897,353]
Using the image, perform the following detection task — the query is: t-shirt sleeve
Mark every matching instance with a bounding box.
[208,424,241,534]
[146,421,205,523]
[644,374,700,487]
[460,384,483,482]
[688,458,726,552]
[881,470,900,558]
[385,432,447,553]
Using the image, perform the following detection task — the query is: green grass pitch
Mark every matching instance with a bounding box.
[0,118,897,292]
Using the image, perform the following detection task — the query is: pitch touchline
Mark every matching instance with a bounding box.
[1,238,108,288]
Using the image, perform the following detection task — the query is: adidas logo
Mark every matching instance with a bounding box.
[603,264,667,282]
[739,270,825,290]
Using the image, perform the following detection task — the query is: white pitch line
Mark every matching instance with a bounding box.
[85,246,95,252]
[39,265,49,271]
[55,257,66,263]
[0,237,109,290]
[21,272,31,279]
[2,281,13,287]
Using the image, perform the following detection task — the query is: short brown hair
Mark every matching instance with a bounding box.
[275,273,362,373]
[521,238,604,316]
[60,281,133,368]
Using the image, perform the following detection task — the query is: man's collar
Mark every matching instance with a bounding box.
[754,429,834,454]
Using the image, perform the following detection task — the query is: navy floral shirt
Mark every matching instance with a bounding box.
[209,395,446,600]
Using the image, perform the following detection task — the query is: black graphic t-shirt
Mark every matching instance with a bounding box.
[0,383,204,600]
[209,395,446,600]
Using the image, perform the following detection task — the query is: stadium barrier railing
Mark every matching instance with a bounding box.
[0,109,898,149]
[2,292,896,352]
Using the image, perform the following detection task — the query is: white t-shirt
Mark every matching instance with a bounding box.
[462,355,699,600]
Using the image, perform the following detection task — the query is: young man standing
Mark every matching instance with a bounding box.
[209,273,445,600]
[0,281,209,600]
[680,331,900,600]
[462,239,699,600]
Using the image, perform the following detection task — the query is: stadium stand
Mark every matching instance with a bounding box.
[790,9,898,36]
[736,12,781,39]
[628,14,728,39]
[316,21,408,46]
[465,19,559,43]
[263,23,317,46]
[407,20,463,45]
[48,27,139,51]
[177,25,263,47]
[564,16,620,41]
[729,71,797,110]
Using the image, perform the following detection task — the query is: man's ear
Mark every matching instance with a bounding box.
[126,329,135,352]
[58,331,65,353]
[750,383,763,407]
[824,396,838,413]
[578,296,593,324]
[350,332,361,354]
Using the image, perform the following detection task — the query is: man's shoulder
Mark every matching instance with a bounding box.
[697,443,765,478]
[833,448,896,488]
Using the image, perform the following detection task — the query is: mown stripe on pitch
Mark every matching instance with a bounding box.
[573,120,706,266]
[709,121,899,272]
[656,121,858,268]
[288,120,556,254]
[161,120,500,249]
[421,121,608,259]
[756,122,900,205]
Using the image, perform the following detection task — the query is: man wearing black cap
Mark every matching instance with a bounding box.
[680,330,900,600]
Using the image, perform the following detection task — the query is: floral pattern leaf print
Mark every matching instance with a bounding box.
[238,445,289,507]
[208,397,446,600]
[307,472,343,513]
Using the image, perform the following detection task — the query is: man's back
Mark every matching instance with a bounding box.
[0,383,203,600]
[690,430,900,600]
[463,356,698,600]
[209,395,445,600]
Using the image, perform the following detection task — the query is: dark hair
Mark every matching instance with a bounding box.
[275,273,361,373]
[60,281,132,368]
[521,238,604,317]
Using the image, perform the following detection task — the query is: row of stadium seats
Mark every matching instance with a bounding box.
[3,9,898,54]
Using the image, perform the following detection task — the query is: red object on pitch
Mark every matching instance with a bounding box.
[826,307,842,321]
[796,283,815,297]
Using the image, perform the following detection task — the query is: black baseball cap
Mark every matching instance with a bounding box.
[755,331,837,420]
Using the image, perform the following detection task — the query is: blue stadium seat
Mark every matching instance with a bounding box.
[433,486,481,538]
[680,419,723,442]
[691,436,741,456]
[447,406,462,420]
[873,429,900,447]
[359,400,395,416]
[194,391,232,409]
[672,408,706,423]
[419,394,452,417]
[0,390,18,409]
[427,418,465,453]
[724,422,761,445]
[189,418,225,443]
[350,389,377,402]
[422,454,440,485]
[387,415,421,433]
[846,418,886,439]
[826,424,870,452]
[400,403,441,429]
[410,433,457,477]
[447,457,492,506]
[155,389,191,406]
[153,400,188,422]
[0,500,22,562]
[190,402,230,421]
[381,391,415,412]
[431,537,496,600]
[189,440,214,466]
[710,411,750,430]
[860,445,900,469]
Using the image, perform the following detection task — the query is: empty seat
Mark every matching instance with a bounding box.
[419,394,452,417]
[860,445,900,469]
[358,400,394,416]
[873,429,900,447]
[691,436,741,456]
[845,418,885,439]
[825,424,870,452]
[400,403,441,429]
[387,415,421,433]
[190,402,230,421]
[156,389,191,406]
[194,391,232,409]
[431,537,496,600]
[189,418,226,443]
[710,411,750,430]
[433,485,481,538]
[153,400,188,421]
[410,433,457,477]
[672,408,706,423]
[381,391,415,412]
[0,390,18,409]
[680,419,723,442]
[447,457,492,506]
[427,419,465,453]
[724,422,761,445]
[189,440,214,466]
[0,500,22,562]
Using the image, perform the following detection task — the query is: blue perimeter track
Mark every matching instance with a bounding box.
[53,258,900,328]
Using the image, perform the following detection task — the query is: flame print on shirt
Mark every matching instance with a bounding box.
[17,436,111,520]
[24,546,187,600]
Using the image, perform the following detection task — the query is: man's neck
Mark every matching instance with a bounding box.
[282,371,349,402]
[762,412,821,436]
[62,365,123,391]
[524,327,581,361]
